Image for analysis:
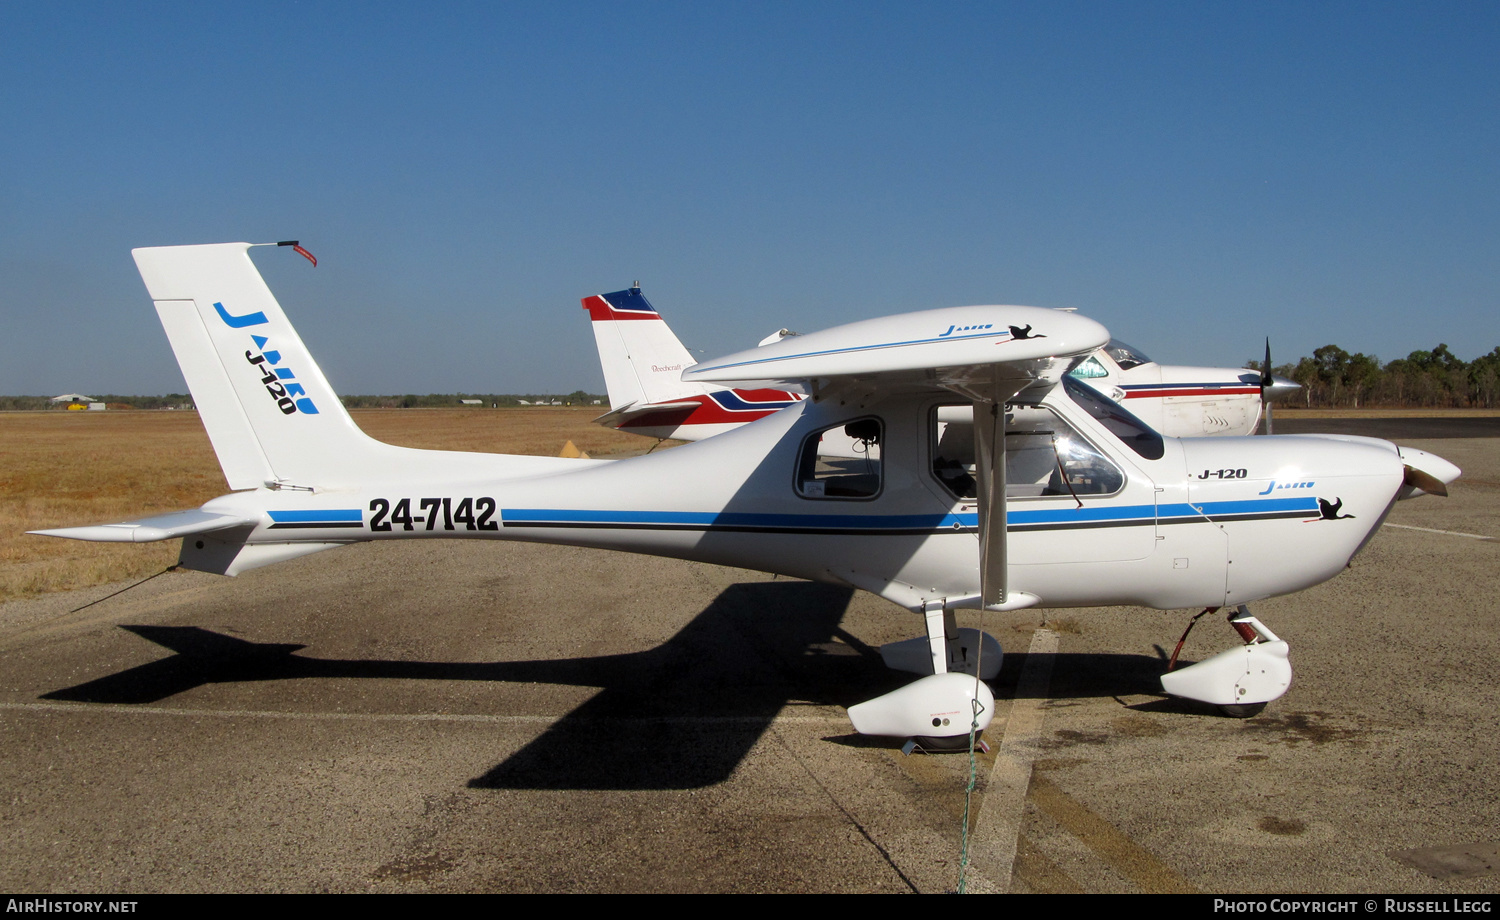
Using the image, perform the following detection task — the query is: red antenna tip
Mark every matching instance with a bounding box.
[276,241,317,267]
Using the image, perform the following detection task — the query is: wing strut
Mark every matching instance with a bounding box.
[970,366,1030,608]
[974,395,1007,607]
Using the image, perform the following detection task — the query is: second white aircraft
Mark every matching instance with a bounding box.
[582,285,1299,443]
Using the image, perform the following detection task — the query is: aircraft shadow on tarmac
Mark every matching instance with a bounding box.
[42,581,1178,789]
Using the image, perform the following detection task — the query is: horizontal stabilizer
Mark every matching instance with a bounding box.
[591,400,703,428]
[29,510,256,544]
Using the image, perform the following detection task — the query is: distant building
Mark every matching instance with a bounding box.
[459,399,482,405]
[50,393,92,404]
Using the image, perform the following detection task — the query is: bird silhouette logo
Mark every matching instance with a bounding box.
[1008,324,1045,340]
[1316,497,1355,520]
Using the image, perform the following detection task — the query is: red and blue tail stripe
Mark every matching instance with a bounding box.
[582,287,661,322]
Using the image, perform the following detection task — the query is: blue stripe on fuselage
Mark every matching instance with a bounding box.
[501,495,1320,534]
[268,509,363,523]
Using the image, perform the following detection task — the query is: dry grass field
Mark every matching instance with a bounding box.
[0,408,651,602]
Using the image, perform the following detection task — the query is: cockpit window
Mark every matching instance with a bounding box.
[1104,339,1152,370]
[931,404,1124,501]
[797,417,883,499]
[1062,376,1165,460]
[1068,356,1110,379]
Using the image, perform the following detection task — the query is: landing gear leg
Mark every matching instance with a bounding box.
[1218,609,1274,717]
[875,600,1004,679]
[1160,605,1292,716]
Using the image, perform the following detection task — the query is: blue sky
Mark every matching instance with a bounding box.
[2,2,1496,395]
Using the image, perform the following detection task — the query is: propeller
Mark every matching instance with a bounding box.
[1260,338,1274,435]
[1400,448,1461,497]
[1403,465,1449,497]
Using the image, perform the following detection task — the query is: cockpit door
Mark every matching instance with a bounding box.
[927,396,1157,565]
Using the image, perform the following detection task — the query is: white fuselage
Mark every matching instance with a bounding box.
[197,382,1405,613]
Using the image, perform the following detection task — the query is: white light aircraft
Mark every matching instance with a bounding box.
[582,285,1299,441]
[34,244,1459,745]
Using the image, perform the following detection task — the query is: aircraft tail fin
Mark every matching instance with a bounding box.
[580,286,707,410]
[133,243,391,490]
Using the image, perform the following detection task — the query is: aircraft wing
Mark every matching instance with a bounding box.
[29,509,256,543]
[683,305,1108,398]
[688,304,1111,609]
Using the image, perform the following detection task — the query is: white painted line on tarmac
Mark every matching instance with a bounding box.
[963,627,1058,894]
[1385,523,1495,541]
[0,700,848,726]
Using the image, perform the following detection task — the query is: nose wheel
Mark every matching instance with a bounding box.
[1217,701,1267,718]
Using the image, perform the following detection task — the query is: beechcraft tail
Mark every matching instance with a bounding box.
[580,286,802,441]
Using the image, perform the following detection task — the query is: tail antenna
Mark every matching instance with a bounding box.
[277,240,318,267]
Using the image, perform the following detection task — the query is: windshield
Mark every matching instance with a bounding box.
[1068,356,1110,379]
[1104,339,1152,370]
[1061,376,1165,460]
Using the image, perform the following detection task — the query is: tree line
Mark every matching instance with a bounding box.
[1254,343,1500,409]
[0,392,608,411]
[337,392,605,409]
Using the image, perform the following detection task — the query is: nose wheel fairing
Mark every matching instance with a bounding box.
[1161,609,1292,713]
[847,671,995,740]
[847,598,1001,746]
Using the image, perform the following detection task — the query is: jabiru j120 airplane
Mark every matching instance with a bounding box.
[33,243,1458,746]
[582,285,1299,442]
